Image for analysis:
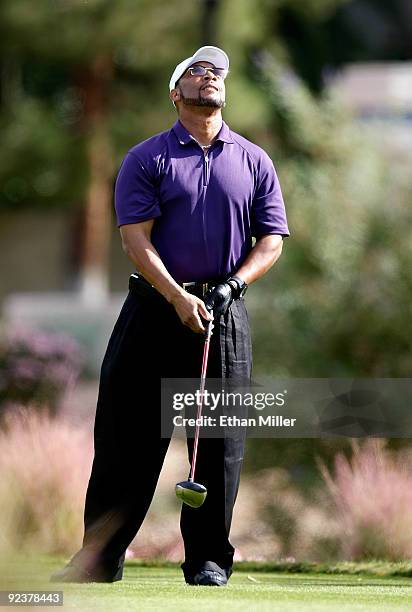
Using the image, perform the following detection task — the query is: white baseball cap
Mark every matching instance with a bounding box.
[169,45,229,92]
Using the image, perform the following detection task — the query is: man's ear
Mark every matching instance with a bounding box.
[170,88,181,104]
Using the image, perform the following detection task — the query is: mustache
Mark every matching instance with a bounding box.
[201,84,219,92]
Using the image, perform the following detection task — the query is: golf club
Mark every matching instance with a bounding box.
[175,316,213,508]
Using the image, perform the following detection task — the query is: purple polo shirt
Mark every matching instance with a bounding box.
[114,120,289,282]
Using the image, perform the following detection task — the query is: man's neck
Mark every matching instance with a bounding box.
[178,109,223,147]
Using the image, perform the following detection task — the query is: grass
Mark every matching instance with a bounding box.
[130,558,412,577]
[0,557,411,611]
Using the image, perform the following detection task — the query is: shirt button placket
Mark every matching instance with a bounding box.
[203,147,210,187]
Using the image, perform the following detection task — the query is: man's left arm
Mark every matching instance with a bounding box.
[235,234,283,285]
[237,149,289,285]
[204,151,289,315]
[235,147,289,286]
[204,234,285,317]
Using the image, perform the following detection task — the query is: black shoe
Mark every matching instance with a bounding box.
[187,561,228,586]
[50,562,122,584]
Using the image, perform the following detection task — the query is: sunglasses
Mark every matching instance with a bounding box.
[184,65,228,80]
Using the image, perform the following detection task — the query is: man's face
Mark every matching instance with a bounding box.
[175,61,226,109]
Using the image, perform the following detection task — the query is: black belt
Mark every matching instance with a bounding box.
[129,274,224,298]
[180,281,212,296]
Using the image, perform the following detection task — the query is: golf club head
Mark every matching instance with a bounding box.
[175,480,207,508]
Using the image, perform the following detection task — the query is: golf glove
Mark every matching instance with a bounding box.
[204,283,233,317]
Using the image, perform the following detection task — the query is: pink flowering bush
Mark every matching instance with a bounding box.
[320,440,412,560]
[0,326,83,418]
[0,409,93,555]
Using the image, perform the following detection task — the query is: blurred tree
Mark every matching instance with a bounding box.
[0,0,198,299]
[219,0,412,97]
[266,0,412,94]
[200,0,219,44]
[247,54,412,378]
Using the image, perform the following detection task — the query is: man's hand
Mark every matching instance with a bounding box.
[170,292,213,334]
[204,283,233,318]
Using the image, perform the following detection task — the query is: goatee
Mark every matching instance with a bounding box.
[180,92,225,108]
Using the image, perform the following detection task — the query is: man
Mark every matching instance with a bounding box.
[51,45,289,587]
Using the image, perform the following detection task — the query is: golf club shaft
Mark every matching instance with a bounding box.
[189,319,213,482]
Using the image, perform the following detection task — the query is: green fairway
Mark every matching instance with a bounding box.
[1,558,411,611]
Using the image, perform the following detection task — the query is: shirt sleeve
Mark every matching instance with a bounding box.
[114,151,162,227]
[251,152,290,239]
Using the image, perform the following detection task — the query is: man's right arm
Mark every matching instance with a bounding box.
[120,222,212,333]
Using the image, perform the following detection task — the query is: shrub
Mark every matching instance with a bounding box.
[0,326,83,418]
[0,409,92,555]
[246,56,412,378]
[320,440,412,560]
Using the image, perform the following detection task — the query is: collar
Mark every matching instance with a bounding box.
[172,119,234,146]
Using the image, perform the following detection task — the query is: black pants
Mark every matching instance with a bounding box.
[70,275,252,581]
